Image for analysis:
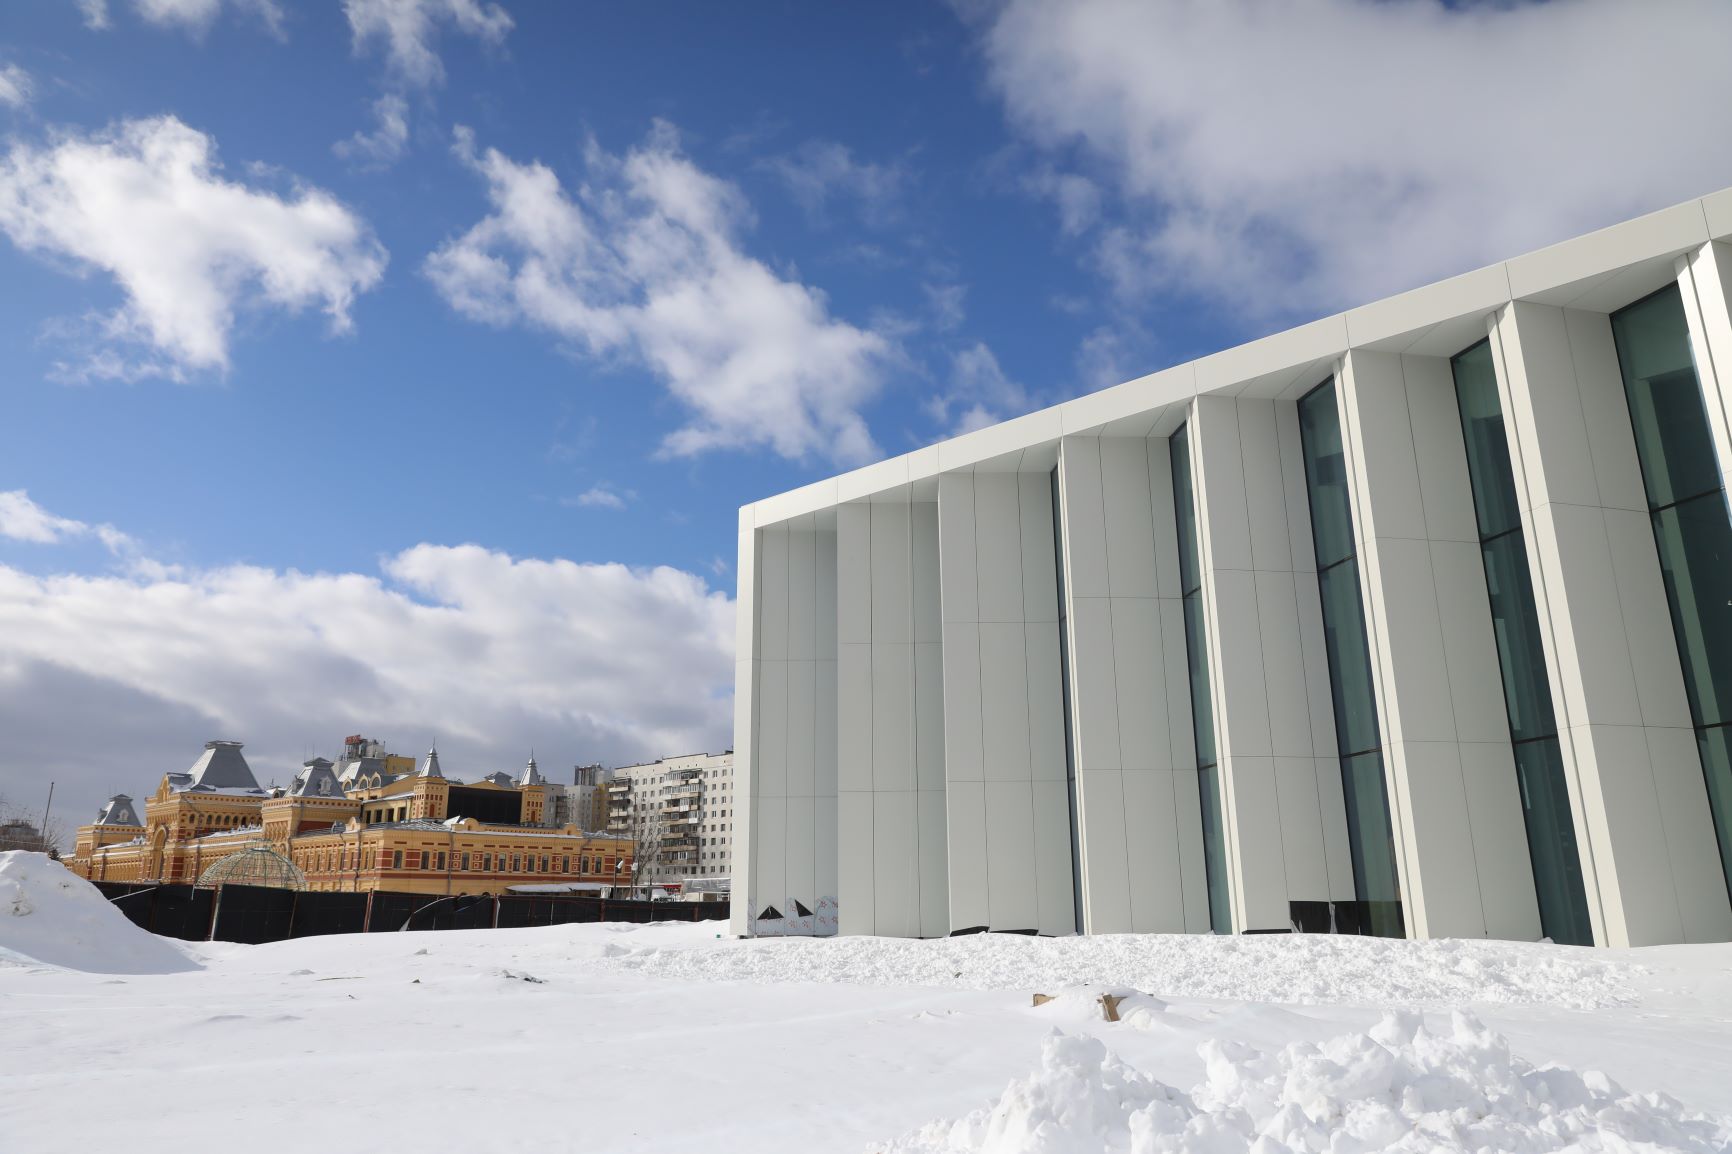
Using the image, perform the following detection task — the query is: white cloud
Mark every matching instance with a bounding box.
[0,501,735,827]
[344,0,513,89]
[0,490,135,554]
[0,65,33,109]
[976,0,1732,319]
[334,93,410,168]
[766,140,908,227]
[928,341,1030,437]
[427,123,894,464]
[80,0,285,36]
[0,116,387,380]
[924,282,966,332]
[564,485,631,511]
[76,0,111,30]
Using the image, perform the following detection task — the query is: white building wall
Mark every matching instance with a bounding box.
[1491,299,1732,945]
[1338,349,1542,941]
[1055,436,1209,933]
[736,189,1732,947]
[937,471,1074,935]
[1190,396,1356,931]
[838,497,948,937]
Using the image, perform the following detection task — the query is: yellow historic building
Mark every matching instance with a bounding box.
[68,738,633,897]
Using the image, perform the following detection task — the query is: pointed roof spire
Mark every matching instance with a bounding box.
[418,746,443,779]
[520,752,544,786]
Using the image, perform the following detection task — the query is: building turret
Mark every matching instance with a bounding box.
[96,795,141,826]
[518,753,544,787]
[418,746,444,779]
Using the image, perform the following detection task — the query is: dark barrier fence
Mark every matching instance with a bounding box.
[91,881,728,944]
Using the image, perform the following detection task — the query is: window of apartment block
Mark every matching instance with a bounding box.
[392,850,403,870]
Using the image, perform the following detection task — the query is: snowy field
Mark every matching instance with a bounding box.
[4,851,1732,1152]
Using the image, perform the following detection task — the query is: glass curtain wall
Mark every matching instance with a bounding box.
[1169,423,1231,932]
[1052,467,1085,932]
[1610,285,1732,893]
[1451,340,1594,945]
[1297,379,1405,937]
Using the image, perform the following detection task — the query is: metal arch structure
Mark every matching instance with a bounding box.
[195,842,307,891]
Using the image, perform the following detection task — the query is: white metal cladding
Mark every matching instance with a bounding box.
[730,189,1732,947]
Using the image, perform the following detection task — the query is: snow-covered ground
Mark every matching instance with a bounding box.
[3,851,1731,1152]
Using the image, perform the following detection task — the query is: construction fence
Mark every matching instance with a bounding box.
[92,881,729,945]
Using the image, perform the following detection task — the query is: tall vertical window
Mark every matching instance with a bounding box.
[1611,284,1732,892]
[1452,339,1594,945]
[1297,378,1404,937]
[1052,467,1084,932]
[1170,423,1230,932]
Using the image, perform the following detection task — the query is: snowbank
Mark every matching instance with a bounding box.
[601,930,1635,1010]
[880,1012,1732,1153]
[0,852,198,974]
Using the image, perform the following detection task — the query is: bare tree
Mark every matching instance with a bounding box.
[0,792,66,857]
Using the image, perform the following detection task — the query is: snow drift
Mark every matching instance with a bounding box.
[0,851,198,974]
[879,1011,1732,1153]
[601,929,1634,1010]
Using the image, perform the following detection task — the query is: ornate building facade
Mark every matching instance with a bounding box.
[67,739,632,897]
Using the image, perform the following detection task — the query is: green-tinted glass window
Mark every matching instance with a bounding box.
[1453,340,1523,539]
[1182,592,1215,768]
[1172,431,1201,594]
[1613,285,1721,509]
[1480,531,1558,744]
[1197,761,1231,933]
[1340,751,1400,903]
[1171,422,1229,933]
[1512,738,1593,946]
[1696,728,1732,888]
[1452,337,1593,944]
[1297,378,1402,935]
[1298,381,1356,569]
[1652,493,1732,728]
[1612,283,1732,897]
[1317,561,1381,757]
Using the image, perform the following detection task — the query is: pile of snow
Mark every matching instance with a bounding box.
[0,852,198,974]
[602,930,1634,1009]
[881,1011,1732,1153]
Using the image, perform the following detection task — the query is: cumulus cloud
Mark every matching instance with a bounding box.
[333,93,410,169]
[927,341,1030,437]
[0,116,387,380]
[0,490,135,554]
[344,0,512,89]
[975,0,1732,319]
[766,140,908,227]
[76,0,111,29]
[0,65,33,109]
[426,122,894,464]
[0,514,735,829]
[564,485,631,511]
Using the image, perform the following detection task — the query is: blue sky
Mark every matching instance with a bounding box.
[3,0,1731,829]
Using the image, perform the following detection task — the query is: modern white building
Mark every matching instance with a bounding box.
[731,188,1732,948]
[611,752,738,885]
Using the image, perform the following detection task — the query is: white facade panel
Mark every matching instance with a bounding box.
[984,781,1038,931]
[946,779,990,930]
